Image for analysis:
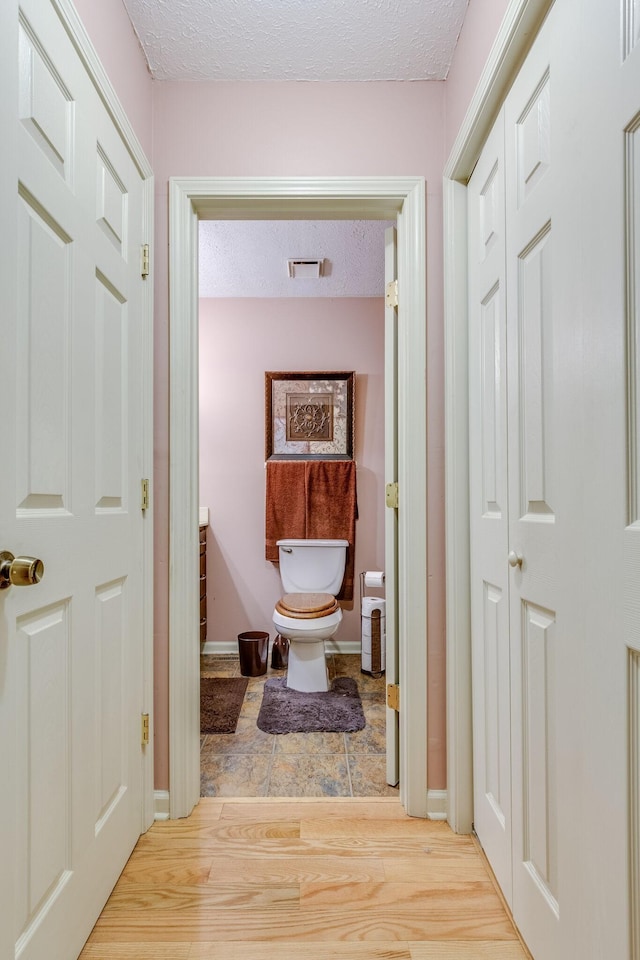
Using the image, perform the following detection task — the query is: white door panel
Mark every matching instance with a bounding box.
[0,2,18,951]
[504,17,560,955]
[0,2,148,959]
[624,25,640,958]
[470,9,563,954]
[468,112,512,903]
[469,1,636,957]
[578,0,640,954]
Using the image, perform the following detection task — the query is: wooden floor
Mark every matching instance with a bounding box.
[79,797,531,960]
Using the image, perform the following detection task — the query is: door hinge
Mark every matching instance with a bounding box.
[387,683,400,712]
[385,279,398,309]
[385,481,399,509]
[141,713,150,745]
[141,478,150,512]
[141,243,150,278]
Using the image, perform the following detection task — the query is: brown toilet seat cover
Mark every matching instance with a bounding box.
[275,592,339,619]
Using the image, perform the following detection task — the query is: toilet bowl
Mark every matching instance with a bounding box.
[272,539,348,692]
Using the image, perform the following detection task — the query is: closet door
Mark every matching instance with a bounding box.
[469,1,635,956]
[468,111,512,903]
[504,12,561,957]
[564,0,640,953]
[469,10,563,951]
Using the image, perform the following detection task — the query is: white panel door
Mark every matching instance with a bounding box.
[503,14,561,958]
[470,12,563,955]
[566,0,640,953]
[468,112,512,902]
[469,2,636,956]
[0,2,148,959]
[384,225,399,785]
[619,5,640,953]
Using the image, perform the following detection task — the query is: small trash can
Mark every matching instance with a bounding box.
[238,631,269,677]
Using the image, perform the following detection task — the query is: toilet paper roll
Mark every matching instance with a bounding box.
[363,570,385,588]
[361,597,386,617]
[361,609,386,674]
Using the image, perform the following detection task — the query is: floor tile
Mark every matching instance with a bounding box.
[200,654,392,798]
[238,689,264,719]
[274,731,346,755]
[200,754,271,797]
[345,715,386,754]
[200,717,274,756]
[348,755,400,797]
[267,754,351,797]
[200,656,239,678]
[332,654,386,696]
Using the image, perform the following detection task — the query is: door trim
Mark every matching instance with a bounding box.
[168,176,428,818]
[53,0,155,832]
[443,0,554,833]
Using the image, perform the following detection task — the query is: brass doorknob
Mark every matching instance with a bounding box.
[508,550,523,568]
[0,551,44,589]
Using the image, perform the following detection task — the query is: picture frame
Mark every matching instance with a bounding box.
[265,371,355,460]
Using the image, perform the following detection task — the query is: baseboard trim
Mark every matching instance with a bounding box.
[427,789,448,821]
[201,641,239,656]
[325,640,362,655]
[154,790,170,821]
[202,639,362,657]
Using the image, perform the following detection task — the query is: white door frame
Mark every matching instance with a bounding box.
[168,176,428,819]
[444,0,554,833]
[53,0,156,833]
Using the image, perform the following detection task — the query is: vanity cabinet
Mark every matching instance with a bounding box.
[199,525,207,644]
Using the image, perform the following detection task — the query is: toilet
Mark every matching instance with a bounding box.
[272,538,348,692]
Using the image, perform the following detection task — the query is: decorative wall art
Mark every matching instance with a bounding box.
[265,371,355,460]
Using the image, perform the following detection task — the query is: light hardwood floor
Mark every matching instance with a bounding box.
[79,798,531,960]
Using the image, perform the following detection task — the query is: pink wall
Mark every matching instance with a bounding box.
[444,0,512,159]
[152,80,446,790]
[199,298,385,647]
[72,0,153,160]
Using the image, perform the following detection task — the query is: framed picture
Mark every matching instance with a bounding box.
[265,371,355,460]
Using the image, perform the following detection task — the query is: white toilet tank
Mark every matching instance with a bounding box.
[277,539,348,595]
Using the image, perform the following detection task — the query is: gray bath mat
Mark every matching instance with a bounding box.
[201,676,249,734]
[257,676,365,734]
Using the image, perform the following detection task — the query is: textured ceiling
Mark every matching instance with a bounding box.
[121,0,469,81]
[199,220,392,297]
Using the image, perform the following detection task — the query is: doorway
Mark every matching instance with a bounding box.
[197,217,391,797]
[168,177,428,820]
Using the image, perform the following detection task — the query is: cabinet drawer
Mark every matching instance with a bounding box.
[199,618,207,644]
[200,595,207,622]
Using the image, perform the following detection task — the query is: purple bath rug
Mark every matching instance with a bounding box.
[256,676,365,734]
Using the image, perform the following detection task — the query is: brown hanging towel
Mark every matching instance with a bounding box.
[305,460,358,601]
[264,460,306,562]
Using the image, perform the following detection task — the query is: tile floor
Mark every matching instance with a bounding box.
[200,653,399,799]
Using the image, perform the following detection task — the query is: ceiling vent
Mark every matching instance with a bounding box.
[287,258,325,279]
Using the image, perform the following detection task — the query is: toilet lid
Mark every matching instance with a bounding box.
[275,592,339,619]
